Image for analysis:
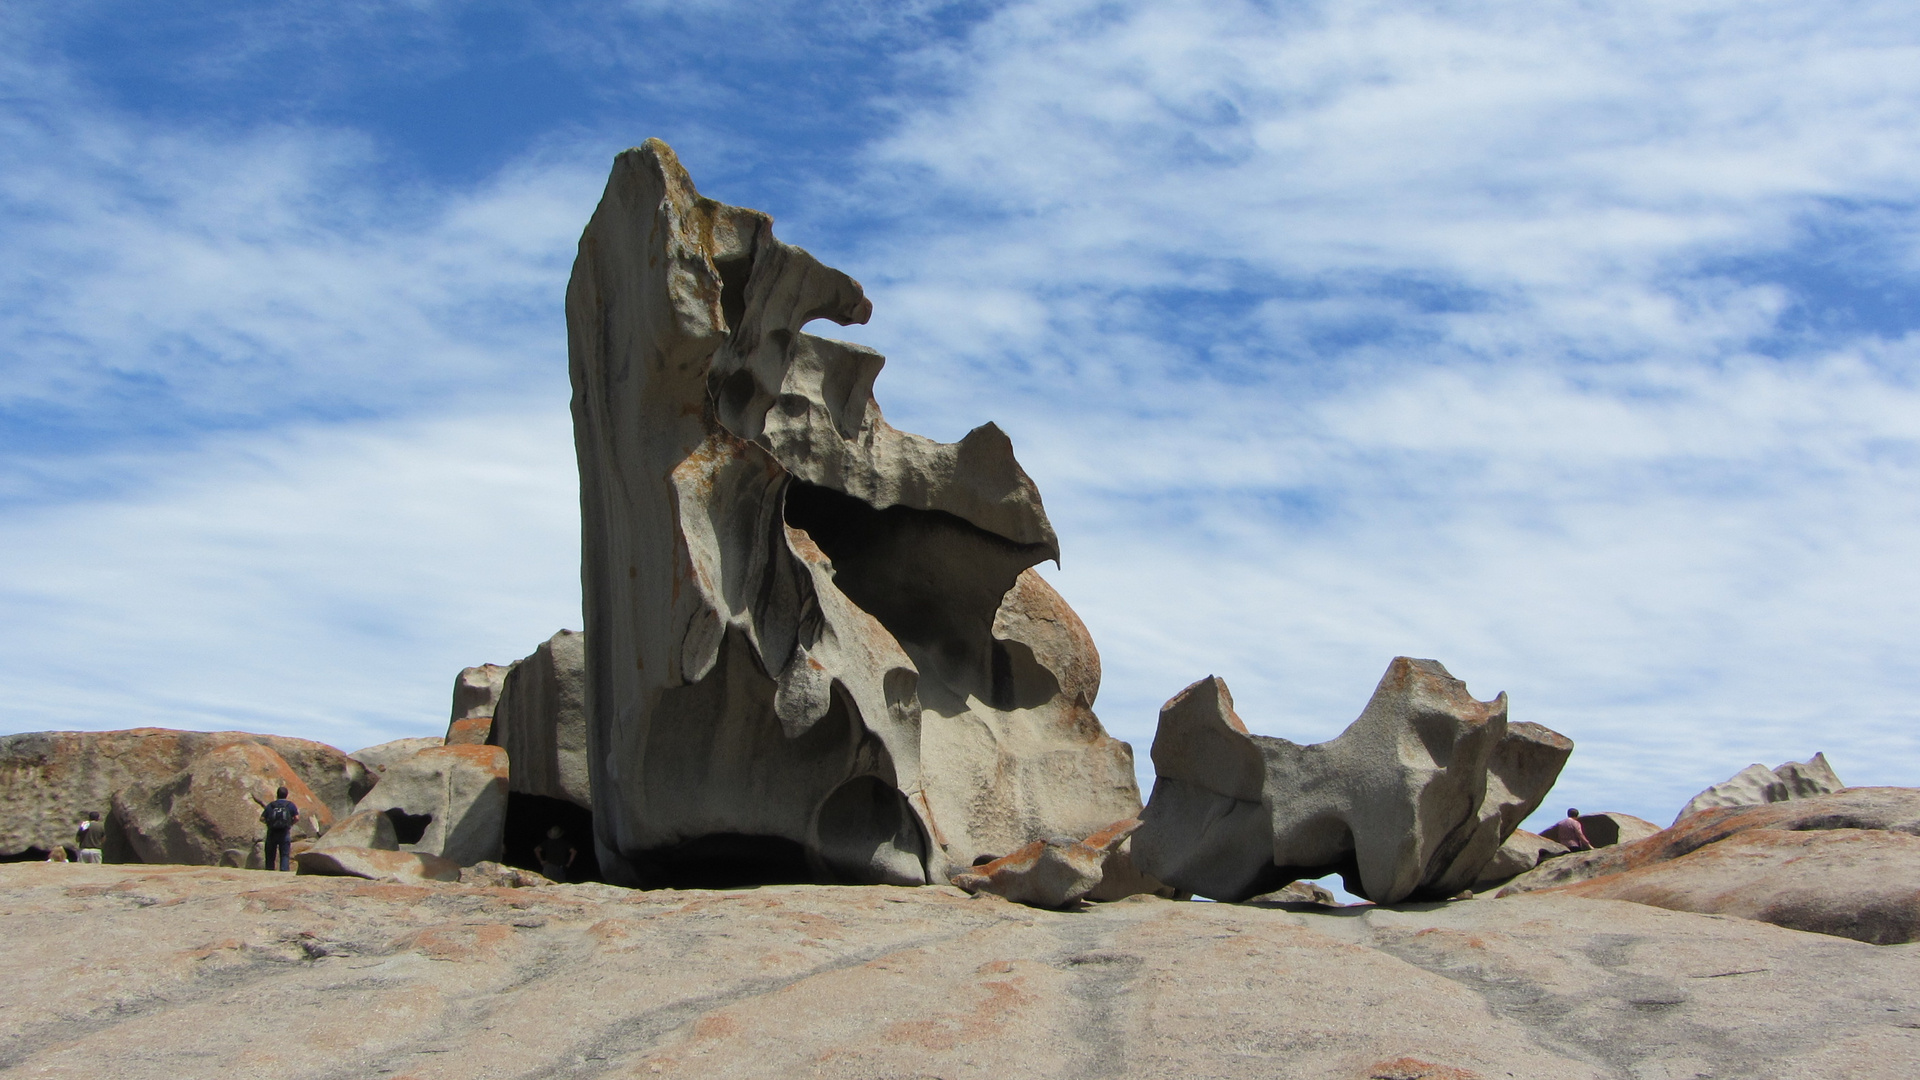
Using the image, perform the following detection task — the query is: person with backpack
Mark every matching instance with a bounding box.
[260,787,299,871]
[75,810,107,863]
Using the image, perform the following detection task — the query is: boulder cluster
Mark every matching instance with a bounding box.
[1,142,1910,949]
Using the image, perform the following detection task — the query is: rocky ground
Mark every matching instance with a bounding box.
[3,864,1916,1079]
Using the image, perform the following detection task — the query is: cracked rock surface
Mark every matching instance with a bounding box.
[4,864,1917,1079]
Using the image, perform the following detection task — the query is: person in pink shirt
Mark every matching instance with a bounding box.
[1540,808,1593,852]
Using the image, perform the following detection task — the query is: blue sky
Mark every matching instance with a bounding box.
[4,0,1919,835]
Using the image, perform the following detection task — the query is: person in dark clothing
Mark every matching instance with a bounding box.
[75,810,107,863]
[260,786,299,871]
[537,826,576,883]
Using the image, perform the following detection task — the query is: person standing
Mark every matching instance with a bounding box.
[260,786,300,872]
[1541,808,1593,852]
[537,826,576,883]
[75,810,107,863]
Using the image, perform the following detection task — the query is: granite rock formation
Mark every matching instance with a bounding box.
[1578,810,1661,848]
[447,663,511,745]
[949,818,1141,908]
[1500,786,1920,905]
[348,744,509,866]
[112,741,332,866]
[1132,660,1571,903]
[1469,828,1567,893]
[1675,752,1844,824]
[489,629,590,809]
[568,140,1141,888]
[349,736,444,777]
[311,806,399,852]
[0,729,370,861]
[294,846,462,884]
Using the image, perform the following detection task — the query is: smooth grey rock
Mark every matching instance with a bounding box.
[1469,828,1567,893]
[489,629,590,809]
[0,729,369,861]
[349,736,444,778]
[1132,659,1571,903]
[311,806,398,852]
[295,846,460,884]
[568,140,1140,888]
[948,818,1141,909]
[1579,810,1661,848]
[1675,752,1844,824]
[1245,879,1343,906]
[349,744,508,867]
[452,663,511,721]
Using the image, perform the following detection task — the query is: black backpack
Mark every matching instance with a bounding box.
[263,800,296,831]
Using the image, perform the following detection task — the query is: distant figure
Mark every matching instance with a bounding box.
[1541,808,1593,852]
[46,845,69,863]
[260,786,300,872]
[75,810,107,864]
[538,826,576,883]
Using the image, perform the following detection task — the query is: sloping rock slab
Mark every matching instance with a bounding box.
[1676,752,1844,824]
[1580,811,1661,848]
[1470,828,1566,893]
[295,846,460,884]
[5,864,1920,1079]
[1549,827,1920,944]
[1500,787,1920,896]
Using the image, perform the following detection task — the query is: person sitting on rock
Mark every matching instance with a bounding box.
[260,787,300,872]
[75,810,107,864]
[1540,808,1593,852]
[538,826,576,883]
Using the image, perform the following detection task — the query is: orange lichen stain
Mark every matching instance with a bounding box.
[1410,928,1488,949]
[400,923,513,962]
[239,889,307,913]
[345,882,433,903]
[589,919,633,942]
[757,949,806,969]
[1366,1056,1484,1080]
[182,938,243,960]
[976,959,1016,976]
[882,977,1038,1052]
[692,1014,740,1040]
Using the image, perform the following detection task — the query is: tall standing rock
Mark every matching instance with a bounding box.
[447,664,511,745]
[568,140,1141,887]
[1132,659,1572,903]
[489,629,590,809]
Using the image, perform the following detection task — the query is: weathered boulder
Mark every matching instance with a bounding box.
[1245,879,1343,906]
[568,140,1141,888]
[311,807,398,852]
[1132,660,1571,903]
[1500,786,1920,897]
[452,664,511,721]
[1546,827,1920,944]
[1675,753,1844,824]
[350,744,509,866]
[295,846,461,884]
[949,819,1140,908]
[1470,828,1568,893]
[112,741,332,866]
[445,716,493,746]
[489,629,590,809]
[460,861,555,888]
[349,736,444,777]
[1579,811,1661,848]
[0,729,370,861]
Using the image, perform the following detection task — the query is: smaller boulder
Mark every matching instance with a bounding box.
[451,664,510,721]
[350,744,509,866]
[950,819,1140,909]
[350,737,444,777]
[312,807,398,852]
[445,716,493,746]
[460,861,554,888]
[1245,880,1343,906]
[1470,829,1568,893]
[1675,753,1843,824]
[295,846,460,884]
[1579,812,1661,848]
